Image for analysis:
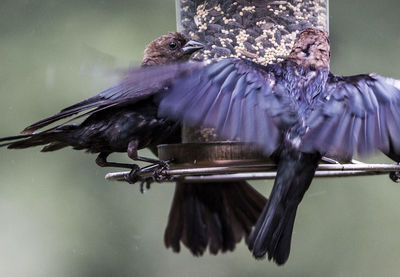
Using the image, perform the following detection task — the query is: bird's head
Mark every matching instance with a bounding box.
[142,32,204,66]
[288,28,330,69]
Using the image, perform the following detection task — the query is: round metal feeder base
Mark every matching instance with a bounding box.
[157,142,272,167]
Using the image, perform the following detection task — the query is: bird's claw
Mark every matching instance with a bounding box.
[139,177,154,194]
[154,160,171,181]
[124,164,141,184]
[124,165,154,193]
[389,171,400,183]
[141,159,172,183]
[124,160,172,193]
[137,161,170,193]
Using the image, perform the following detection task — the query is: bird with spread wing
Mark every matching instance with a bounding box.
[1,28,400,264]
[158,28,400,264]
[0,32,267,257]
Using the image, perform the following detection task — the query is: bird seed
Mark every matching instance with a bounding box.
[177,0,328,65]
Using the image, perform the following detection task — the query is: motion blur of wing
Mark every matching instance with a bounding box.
[301,73,400,161]
[22,62,202,134]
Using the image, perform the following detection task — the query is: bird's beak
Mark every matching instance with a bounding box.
[182,40,204,54]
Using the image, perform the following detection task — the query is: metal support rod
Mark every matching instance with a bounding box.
[105,162,400,183]
[180,170,388,182]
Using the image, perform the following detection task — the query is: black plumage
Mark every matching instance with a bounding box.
[302,73,400,161]
[164,181,266,256]
[156,29,400,264]
[0,32,267,256]
[3,28,400,264]
[159,57,328,264]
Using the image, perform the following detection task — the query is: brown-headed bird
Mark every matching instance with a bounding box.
[0,32,267,256]
[155,28,400,264]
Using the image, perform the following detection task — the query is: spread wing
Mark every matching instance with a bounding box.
[159,58,299,155]
[22,63,199,134]
[301,73,400,161]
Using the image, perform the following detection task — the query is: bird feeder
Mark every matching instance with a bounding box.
[161,0,329,167]
[106,1,400,183]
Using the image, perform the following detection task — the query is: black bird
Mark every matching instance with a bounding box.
[0,32,267,256]
[1,33,202,172]
[155,28,400,264]
[4,28,400,264]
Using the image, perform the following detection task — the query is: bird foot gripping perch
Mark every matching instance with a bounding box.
[106,157,400,184]
[389,164,400,183]
[123,159,173,193]
[106,142,400,184]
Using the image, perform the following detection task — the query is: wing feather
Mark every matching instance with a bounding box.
[302,74,400,160]
[22,62,201,133]
[159,58,292,155]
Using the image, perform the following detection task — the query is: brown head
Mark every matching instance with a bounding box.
[142,32,204,66]
[288,28,330,69]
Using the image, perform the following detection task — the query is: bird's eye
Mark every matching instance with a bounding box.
[169,42,177,49]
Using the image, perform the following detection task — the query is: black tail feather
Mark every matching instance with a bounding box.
[0,126,76,151]
[0,133,50,149]
[181,185,209,256]
[164,181,267,256]
[41,142,70,152]
[247,151,320,265]
[6,135,64,150]
[0,134,32,142]
[21,104,99,134]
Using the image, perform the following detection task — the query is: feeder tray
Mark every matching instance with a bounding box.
[157,142,272,167]
[105,146,400,183]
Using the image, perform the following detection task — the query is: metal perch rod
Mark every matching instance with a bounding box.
[105,162,400,183]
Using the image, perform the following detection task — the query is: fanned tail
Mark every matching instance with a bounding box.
[164,181,267,256]
[247,151,320,265]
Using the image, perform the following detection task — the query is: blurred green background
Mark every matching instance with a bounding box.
[1,1,400,276]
